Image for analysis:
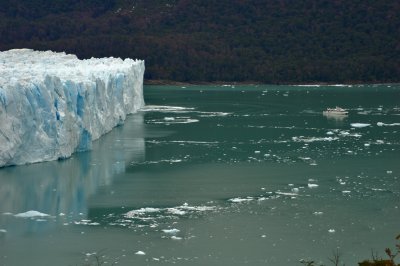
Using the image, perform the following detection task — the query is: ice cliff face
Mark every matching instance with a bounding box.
[0,49,145,167]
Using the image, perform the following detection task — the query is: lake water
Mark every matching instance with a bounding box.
[0,84,399,266]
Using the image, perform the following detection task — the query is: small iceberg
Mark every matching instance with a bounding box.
[228,197,254,203]
[135,251,146,255]
[351,123,371,128]
[14,210,50,218]
[162,228,180,234]
[377,122,400,127]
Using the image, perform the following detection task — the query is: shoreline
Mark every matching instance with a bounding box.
[144,79,399,86]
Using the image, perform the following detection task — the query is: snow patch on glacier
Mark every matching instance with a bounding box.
[0,49,144,167]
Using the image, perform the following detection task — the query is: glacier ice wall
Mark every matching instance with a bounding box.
[0,49,145,167]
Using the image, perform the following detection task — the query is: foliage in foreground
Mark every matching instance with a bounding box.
[72,234,400,265]
[300,235,400,266]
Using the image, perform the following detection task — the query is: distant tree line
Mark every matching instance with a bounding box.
[0,0,399,83]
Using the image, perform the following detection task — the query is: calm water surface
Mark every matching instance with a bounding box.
[0,84,399,266]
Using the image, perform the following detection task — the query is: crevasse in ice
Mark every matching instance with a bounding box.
[0,49,145,167]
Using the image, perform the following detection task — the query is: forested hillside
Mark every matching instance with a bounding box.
[1,0,399,83]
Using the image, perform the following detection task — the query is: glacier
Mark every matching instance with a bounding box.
[0,49,145,167]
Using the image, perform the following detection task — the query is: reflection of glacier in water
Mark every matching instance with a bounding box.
[0,113,145,234]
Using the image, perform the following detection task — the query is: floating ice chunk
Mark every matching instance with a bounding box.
[171,236,183,240]
[198,111,231,117]
[0,229,7,233]
[308,184,319,188]
[254,150,261,154]
[371,188,387,192]
[178,204,216,212]
[291,188,300,193]
[228,197,253,203]
[162,228,180,234]
[167,208,186,215]
[294,84,321,87]
[351,123,371,128]
[313,212,323,215]
[342,190,351,194]
[276,191,298,196]
[14,210,50,218]
[148,118,199,124]
[135,251,146,255]
[164,117,175,121]
[125,208,161,218]
[328,229,336,233]
[292,136,339,143]
[377,122,400,127]
[140,105,195,113]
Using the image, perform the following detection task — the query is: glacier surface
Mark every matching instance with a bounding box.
[0,49,145,167]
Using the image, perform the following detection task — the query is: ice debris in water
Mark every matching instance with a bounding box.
[124,203,217,223]
[14,210,50,218]
[0,49,144,167]
[351,123,371,128]
[291,188,300,193]
[135,251,146,255]
[162,228,180,234]
[228,197,254,203]
[140,105,195,113]
[377,122,400,127]
[292,136,339,143]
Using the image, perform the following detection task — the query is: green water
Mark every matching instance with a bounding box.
[0,84,399,266]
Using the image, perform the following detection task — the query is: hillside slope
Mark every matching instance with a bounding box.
[1,0,399,83]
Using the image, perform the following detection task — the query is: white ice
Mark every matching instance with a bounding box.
[351,123,371,128]
[228,197,254,203]
[162,228,180,234]
[14,210,50,218]
[135,251,146,255]
[377,122,400,127]
[0,49,144,167]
